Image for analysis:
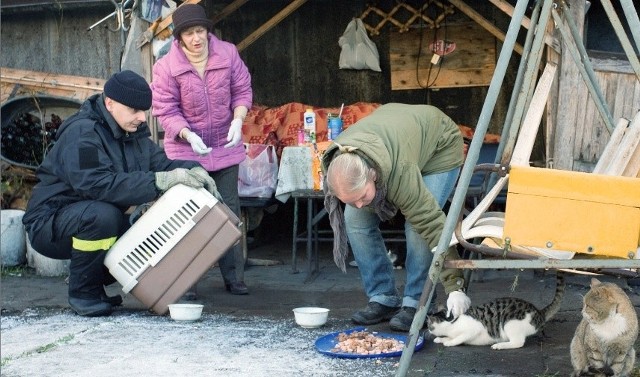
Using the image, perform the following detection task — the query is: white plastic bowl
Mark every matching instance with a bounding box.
[168,304,204,321]
[292,307,330,328]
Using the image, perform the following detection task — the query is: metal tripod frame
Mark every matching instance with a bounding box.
[395,1,640,375]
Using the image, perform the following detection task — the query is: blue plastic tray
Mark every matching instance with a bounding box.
[315,327,424,359]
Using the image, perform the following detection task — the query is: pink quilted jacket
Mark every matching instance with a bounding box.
[151,34,253,171]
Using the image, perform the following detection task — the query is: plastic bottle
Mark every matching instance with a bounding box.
[303,108,316,143]
[328,116,343,141]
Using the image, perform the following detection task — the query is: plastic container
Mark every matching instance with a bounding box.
[105,184,219,293]
[1,209,26,267]
[328,116,343,141]
[292,307,330,328]
[26,237,69,276]
[104,184,242,315]
[303,108,316,143]
[168,303,204,321]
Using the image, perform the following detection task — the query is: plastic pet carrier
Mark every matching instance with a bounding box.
[104,184,242,314]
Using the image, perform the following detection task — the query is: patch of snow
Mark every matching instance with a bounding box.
[1,311,401,377]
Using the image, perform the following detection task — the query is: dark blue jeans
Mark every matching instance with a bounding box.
[345,167,460,309]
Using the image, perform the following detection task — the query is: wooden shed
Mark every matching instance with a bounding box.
[1,0,638,173]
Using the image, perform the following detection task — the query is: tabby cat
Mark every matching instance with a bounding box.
[426,273,565,350]
[570,278,638,377]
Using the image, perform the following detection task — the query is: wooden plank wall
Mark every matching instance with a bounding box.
[389,21,496,90]
[552,1,640,173]
[568,57,640,173]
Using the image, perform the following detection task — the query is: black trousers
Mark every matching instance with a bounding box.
[27,201,129,299]
[209,164,243,283]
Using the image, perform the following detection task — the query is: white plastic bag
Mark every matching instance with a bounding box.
[338,18,382,72]
[238,144,279,198]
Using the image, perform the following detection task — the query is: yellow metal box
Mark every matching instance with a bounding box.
[503,166,640,259]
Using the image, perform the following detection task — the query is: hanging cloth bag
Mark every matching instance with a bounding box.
[338,18,382,72]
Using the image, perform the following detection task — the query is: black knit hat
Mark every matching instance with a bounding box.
[103,70,152,110]
[172,3,212,39]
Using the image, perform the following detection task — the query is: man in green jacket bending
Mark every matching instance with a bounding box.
[321,103,470,331]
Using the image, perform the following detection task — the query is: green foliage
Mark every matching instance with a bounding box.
[0,333,75,367]
[0,265,28,278]
[1,171,26,209]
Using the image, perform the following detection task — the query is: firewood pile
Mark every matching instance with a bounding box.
[1,111,62,168]
[0,108,65,211]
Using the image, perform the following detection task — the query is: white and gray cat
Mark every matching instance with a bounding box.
[426,273,565,350]
[570,278,638,377]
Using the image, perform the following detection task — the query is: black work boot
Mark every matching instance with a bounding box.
[225,281,249,295]
[182,282,198,301]
[100,267,122,306]
[219,247,248,295]
[351,302,400,325]
[389,307,418,332]
[68,249,112,317]
[68,297,112,317]
[101,288,123,306]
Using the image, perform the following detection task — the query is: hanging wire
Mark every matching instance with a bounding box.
[415,2,447,93]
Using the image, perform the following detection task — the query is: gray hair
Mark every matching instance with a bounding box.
[326,146,374,196]
[323,144,397,273]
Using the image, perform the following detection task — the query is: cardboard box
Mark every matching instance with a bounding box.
[503,166,640,259]
[105,185,241,314]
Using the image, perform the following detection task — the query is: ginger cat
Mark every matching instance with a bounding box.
[570,278,638,377]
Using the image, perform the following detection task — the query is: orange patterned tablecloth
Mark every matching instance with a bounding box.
[241,102,500,161]
[241,103,501,201]
[241,102,381,158]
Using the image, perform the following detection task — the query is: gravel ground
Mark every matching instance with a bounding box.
[3,240,640,376]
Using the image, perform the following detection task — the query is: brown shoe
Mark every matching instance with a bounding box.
[225,281,249,295]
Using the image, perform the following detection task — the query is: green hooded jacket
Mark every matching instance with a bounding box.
[321,103,465,294]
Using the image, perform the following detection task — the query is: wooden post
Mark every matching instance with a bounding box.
[236,0,308,52]
[553,0,585,171]
[1,68,105,104]
[448,0,523,55]
[212,0,249,25]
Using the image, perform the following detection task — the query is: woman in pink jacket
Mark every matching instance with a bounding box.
[152,3,253,296]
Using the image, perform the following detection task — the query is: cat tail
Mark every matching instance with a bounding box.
[541,272,566,322]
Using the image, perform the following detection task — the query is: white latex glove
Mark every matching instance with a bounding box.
[446,290,471,319]
[224,118,243,149]
[185,131,212,155]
